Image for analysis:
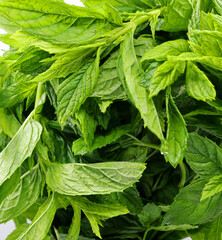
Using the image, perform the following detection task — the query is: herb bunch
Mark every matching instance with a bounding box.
[0,0,222,239]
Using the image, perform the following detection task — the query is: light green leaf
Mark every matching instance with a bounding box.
[75,107,98,147]
[160,0,192,32]
[17,194,58,240]
[92,50,127,101]
[68,196,129,218]
[150,224,197,232]
[189,12,222,57]
[67,205,81,240]
[68,195,129,238]
[119,29,163,140]
[11,47,51,75]
[6,224,30,240]
[186,61,216,101]
[201,175,222,201]
[0,168,21,205]
[164,178,222,225]
[84,211,102,239]
[33,48,93,84]
[0,81,37,108]
[0,108,21,138]
[140,62,162,90]
[185,133,222,177]
[141,39,190,65]
[0,167,42,223]
[161,93,188,168]
[81,0,148,9]
[214,0,222,15]
[0,119,42,186]
[0,59,10,89]
[72,125,131,155]
[0,0,113,44]
[46,162,146,195]
[149,60,186,97]
[57,49,100,125]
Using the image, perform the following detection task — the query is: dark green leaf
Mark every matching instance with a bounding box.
[185,133,222,177]
[164,179,222,225]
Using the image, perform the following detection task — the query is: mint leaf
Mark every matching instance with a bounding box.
[17,194,58,240]
[185,133,222,177]
[162,93,188,168]
[201,175,222,201]
[119,29,164,140]
[0,119,42,186]
[186,61,216,101]
[46,162,146,195]
[164,179,222,225]
[0,167,42,223]
[57,50,100,125]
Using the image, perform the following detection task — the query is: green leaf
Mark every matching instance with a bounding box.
[214,0,222,15]
[0,0,113,44]
[68,196,129,218]
[46,162,146,195]
[0,168,21,205]
[75,107,98,148]
[0,167,42,223]
[0,119,42,186]
[0,59,10,89]
[92,186,143,215]
[150,224,197,232]
[72,125,131,155]
[33,49,93,84]
[185,133,222,177]
[11,47,51,75]
[138,203,162,227]
[186,61,216,101]
[0,108,21,138]
[160,0,192,31]
[119,29,163,140]
[189,12,222,57]
[84,211,103,239]
[141,39,190,65]
[82,0,148,10]
[57,49,100,125]
[92,50,127,101]
[164,178,222,225]
[6,224,30,240]
[140,61,162,90]
[161,93,188,168]
[17,194,58,240]
[201,175,222,201]
[0,81,37,108]
[67,205,81,240]
[189,215,222,240]
[149,60,186,97]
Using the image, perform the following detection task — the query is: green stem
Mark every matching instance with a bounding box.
[108,15,150,43]
[20,164,39,180]
[126,134,161,150]
[179,161,186,188]
[34,82,44,121]
[143,228,150,240]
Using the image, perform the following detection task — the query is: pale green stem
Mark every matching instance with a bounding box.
[179,161,186,188]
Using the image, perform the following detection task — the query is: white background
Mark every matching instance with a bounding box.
[0,0,192,239]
